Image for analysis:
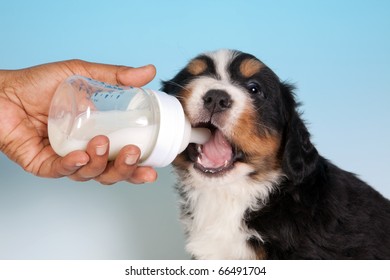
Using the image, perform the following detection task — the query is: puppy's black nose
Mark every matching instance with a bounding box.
[202,90,232,113]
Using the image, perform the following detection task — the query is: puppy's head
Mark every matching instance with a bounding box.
[162,49,318,186]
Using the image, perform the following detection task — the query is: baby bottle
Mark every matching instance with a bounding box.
[48,75,210,167]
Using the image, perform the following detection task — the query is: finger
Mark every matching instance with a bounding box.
[126,166,158,184]
[94,145,141,185]
[50,151,90,177]
[69,135,109,180]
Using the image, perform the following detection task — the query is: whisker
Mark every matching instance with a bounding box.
[164,80,191,94]
[250,121,274,133]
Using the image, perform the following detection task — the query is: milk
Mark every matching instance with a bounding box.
[49,110,158,161]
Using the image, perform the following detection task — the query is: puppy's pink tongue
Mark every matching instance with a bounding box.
[199,130,233,168]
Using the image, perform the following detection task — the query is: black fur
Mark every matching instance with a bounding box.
[246,159,390,259]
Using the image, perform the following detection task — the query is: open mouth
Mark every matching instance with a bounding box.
[187,124,243,175]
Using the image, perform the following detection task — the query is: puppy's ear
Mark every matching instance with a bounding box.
[161,79,178,95]
[280,83,319,185]
[161,78,179,95]
[161,68,191,96]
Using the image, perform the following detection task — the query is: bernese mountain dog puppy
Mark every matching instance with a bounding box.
[162,49,390,259]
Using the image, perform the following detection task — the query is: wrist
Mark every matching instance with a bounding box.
[0,70,18,100]
[0,70,12,98]
[0,71,6,97]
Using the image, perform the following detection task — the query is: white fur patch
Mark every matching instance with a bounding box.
[206,49,238,81]
[177,164,282,259]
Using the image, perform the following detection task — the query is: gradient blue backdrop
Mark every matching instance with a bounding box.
[1,0,389,259]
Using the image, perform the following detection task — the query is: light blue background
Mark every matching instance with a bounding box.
[1,0,389,259]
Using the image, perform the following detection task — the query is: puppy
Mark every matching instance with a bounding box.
[162,49,390,259]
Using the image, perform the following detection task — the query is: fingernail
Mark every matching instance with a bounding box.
[96,143,108,156]
[125,153,139,165]
[138,64,153,69]
[75,161,88,167]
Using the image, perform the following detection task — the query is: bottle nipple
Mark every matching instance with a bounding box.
[179,118,211,154]
[190,127,212,145]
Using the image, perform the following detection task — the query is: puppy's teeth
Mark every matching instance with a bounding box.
[197,156,202,164]
[224,160,229,167]
[196,144,202,153]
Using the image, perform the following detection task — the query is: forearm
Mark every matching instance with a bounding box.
[0,70,6,97]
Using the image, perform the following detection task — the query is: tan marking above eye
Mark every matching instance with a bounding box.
[187,59,208,75]
[239,58,263,78]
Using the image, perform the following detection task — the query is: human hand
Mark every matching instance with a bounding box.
[0,60,157,184]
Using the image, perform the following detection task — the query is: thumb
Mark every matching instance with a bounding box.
[117,64,157,87]
[76,60,156,87]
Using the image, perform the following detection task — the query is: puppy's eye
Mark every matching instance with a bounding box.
[246,82,265,98]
